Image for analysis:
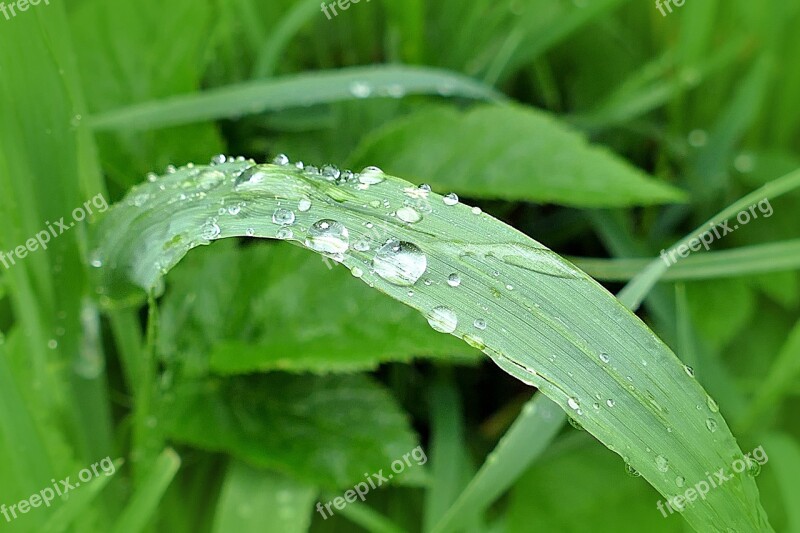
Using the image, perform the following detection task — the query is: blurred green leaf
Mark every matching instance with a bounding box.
[349,105,687,207]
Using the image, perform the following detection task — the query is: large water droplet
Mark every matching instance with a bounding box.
[272,208,296,226]
[426,306,458,333]
[305,220,349,254]
[372,240,427,286]
[396,206,421,223]
[359,166,385,185]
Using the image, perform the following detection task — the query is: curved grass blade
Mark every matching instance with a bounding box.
[91,159,772,532]
[88,66,506,132]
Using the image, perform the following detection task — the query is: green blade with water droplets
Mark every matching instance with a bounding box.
[90,158,773,533]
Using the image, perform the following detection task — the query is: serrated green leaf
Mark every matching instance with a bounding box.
[93,161,771,532]
[161,373,424,489]
[156,241,477,376]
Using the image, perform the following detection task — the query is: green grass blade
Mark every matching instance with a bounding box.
[571,239,800,282]
[89,66,505,131]
[110,449,181,533]
[330,499,408,533]
[430,393,565,533]
[252,0,321,78]
[618,168,800,311]
[92,160,773,532]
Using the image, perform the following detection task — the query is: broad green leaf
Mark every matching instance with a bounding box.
[348,105,686,207]
[157,241,477,376]
[92,161,771,532]
[212,462,317,533]
[161,373,424,489]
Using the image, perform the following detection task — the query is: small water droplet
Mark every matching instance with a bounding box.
[606,399,615,407]
[471,206,482,215]
[396,206,422,223]
[353,239,371,252]
[676,476,685,487]
[655,455,669,473]
[599,352,610,363]
[298,197,312,212]
[200,220,221,240]
[706,396,719,413]
[272,208,296,226]
[426,306,458,333]
[351,266,364,278]
[273,153,290,165]
[567,397,580,411]
[321,165,341,180]
[473,318,486,330]
[684,365,695,377]
[443,193,459,206]
[305,220,349,254]
[210,154,226,165]
[245,228,255,236]
[276,228,293,240]
[447,273,461,287]
[350,81,372,98]
[625,463,641,477]
[705,418,718,432]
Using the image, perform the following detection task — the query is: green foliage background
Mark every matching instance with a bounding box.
[1,0,799,532]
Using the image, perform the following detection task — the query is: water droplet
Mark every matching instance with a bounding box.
[351,266,364,278]
[353,239,371,252]
[234,166,268,190]
[443,193,459,206]
[599,352,610,363]
[419,183,432,192]
[146,172,158,182]
[463,334,485,350]
[567,417,584,431]
[305,220,349,254]
[321,165,341,180]
[245,228,255,236]
[606,399,615,407]
[473,318,486,330]
[165,164,177,174]
[276,228,293,240]
[471,206,482,215]
[706,396,719,413]
[196,169,225,191]
[447,273,461,287]
[350,81,372,98]
[210,154,226,165]
[625,463,641,477]
[567,397,580,411]
[705,418,718,432]
[359,166,385,185]
[505,284,513,291]
[272,208,296,226]
[298,197,312,212]
[273,153,289,165]
[676,476,685,487]
[655,455,669,473]
[396,206,422,223]
[684,365,695,377]
[228,204,242,215]
[426,306,458,333]
[200,220,221,240]
[372,240,427,286]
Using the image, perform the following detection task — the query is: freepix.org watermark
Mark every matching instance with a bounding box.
[655,0,685,17]
[0,0,50,22]
[320,0,370,20]
[1,456,117,523]
[659,198,773,267]
[316,445,427,520]
[0,193,108,271]
[656,445,768,518]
